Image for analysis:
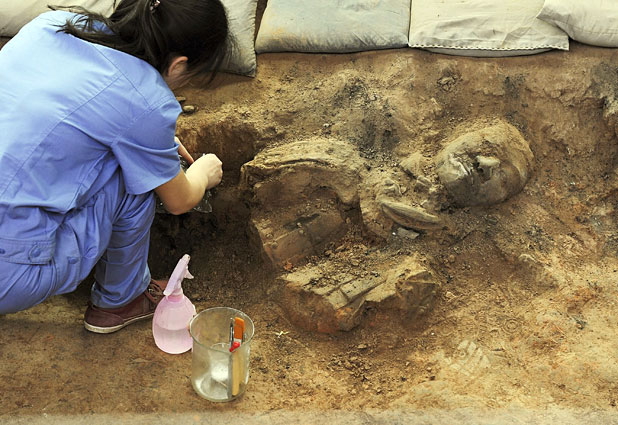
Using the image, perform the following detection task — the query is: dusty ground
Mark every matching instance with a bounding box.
[1,29,618,424]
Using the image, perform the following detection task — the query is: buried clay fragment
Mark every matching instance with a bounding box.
[434,121,534,207]
[280,256,439,333]
[241,138,364,267]
[378,198,441,231]
[400,151,428,179]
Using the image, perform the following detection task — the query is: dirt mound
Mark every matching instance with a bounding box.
[2,33,617,415]
[149,43,618,410]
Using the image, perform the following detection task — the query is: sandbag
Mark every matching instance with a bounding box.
[0,0,258,76]
[409,0,569,57]
[220,0,258,76]
[0,0,114,36]
[255,0,411,53]
[537,0,618,48]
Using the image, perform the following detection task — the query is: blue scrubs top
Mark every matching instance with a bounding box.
[0,11,182,265]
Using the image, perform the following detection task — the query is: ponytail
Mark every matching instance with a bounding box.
[50,0,228,81]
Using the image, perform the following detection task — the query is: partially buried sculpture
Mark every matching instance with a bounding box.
[435,121,534,207]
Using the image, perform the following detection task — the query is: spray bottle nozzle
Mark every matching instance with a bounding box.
[164,254,194,298]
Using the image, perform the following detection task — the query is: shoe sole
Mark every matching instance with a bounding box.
[84,312,155,334]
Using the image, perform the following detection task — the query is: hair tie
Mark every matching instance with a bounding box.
[150,0,161,13]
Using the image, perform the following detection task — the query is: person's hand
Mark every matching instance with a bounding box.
[192,153,223,190]
[175,136,194,164]
[156,153,222,215]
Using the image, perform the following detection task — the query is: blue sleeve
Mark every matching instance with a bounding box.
[112,98,182,195]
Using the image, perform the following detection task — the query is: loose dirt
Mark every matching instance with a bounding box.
[1,24,617,422]
[152,41,618,412]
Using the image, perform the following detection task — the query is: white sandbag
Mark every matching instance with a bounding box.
[409,0,569,57]
[0,0,115,36]
[537,0,618,48]
[255,0,411,54]
[0,0,257,76]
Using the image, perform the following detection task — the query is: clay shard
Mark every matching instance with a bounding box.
[242,138,364,268]
[241,138,364,206]
[366,264,439,320]
[400,152,427,178]
[379,198,441,230]
[250,210,345,268]
[280,256,439,333]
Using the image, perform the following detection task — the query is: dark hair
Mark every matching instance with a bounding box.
[50,0,229,81]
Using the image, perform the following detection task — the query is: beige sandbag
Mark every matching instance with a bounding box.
[0,0,115,36]
[537,0,618,48]
[255,0,411,53]
[409,0,569,57]
[0,0,258,76]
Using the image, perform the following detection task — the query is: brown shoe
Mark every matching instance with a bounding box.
[84,280,167,334]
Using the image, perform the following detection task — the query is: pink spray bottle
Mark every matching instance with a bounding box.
[152,254,197,354]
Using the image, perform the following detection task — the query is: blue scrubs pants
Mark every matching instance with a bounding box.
[0,170,154,314]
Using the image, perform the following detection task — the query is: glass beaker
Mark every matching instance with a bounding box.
[189,307,254,402]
